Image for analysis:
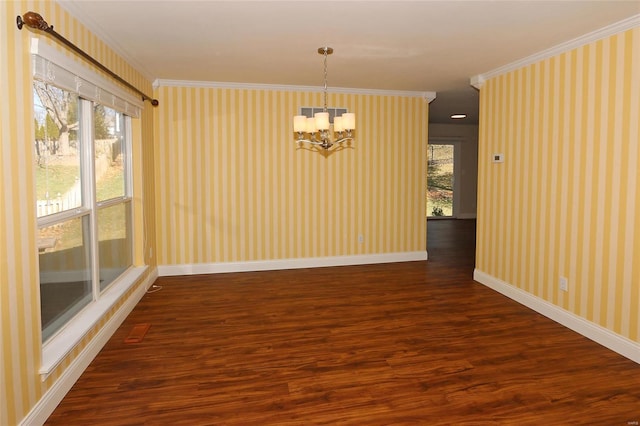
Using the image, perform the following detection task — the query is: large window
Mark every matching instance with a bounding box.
[35,82,133,342]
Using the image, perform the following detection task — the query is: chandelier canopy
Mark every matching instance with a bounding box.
[293,47,355,150]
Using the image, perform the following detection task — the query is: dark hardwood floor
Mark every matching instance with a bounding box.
[46,219,640,425]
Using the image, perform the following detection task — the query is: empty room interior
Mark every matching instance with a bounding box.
[1,1,640,424]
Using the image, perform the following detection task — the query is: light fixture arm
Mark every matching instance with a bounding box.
[295,131,355,150]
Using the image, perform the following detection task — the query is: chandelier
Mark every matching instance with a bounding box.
[293,47,355,150]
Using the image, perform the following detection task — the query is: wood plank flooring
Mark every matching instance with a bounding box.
[46,220,640,425]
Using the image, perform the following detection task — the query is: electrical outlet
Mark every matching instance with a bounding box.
[358,234,364,244]
[559,276,568,292]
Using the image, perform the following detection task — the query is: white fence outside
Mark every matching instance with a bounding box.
[36,185,81,217]
[36,148,113,218]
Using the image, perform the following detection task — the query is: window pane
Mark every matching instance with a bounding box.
[33,82,81,218]
[98,201,132,291]
[39,216,92,342]
[95,105,125,202]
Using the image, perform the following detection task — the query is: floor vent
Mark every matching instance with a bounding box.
[124,323,151,344]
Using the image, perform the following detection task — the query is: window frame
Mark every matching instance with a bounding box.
[31,37,146,378]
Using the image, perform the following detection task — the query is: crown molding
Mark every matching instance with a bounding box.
[470,75,485,90]
[154,79,435,100]
[470,13,640,88]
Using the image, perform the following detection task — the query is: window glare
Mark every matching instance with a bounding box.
[39,216,92,342]
[95,105,125,202]
[98,201,132,290]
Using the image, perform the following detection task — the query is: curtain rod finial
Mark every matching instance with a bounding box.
[17,11,51,31]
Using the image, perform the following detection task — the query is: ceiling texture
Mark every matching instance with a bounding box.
[57,1,640,124]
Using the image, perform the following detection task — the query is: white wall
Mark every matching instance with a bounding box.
[428,123,478,218]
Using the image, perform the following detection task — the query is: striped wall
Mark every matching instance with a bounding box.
[0,1,157,424]
[153,86,429,267]
[475,27,640,344]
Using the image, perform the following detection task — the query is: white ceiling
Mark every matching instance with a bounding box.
[57,1,639,124]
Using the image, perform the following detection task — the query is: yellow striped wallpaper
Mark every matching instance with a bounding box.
[0,1,157,424]
[153,86,429,265]
[476,27,640,343]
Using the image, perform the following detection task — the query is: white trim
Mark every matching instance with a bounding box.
[470,75,485,90]
[470,14,640,87]
[21,267,157,426]
[31,37,144,115]
[40,266,149,377]
[153,78,436,100]
[37,207,90,228]
[457,213,477,219]
[158,252,428,277]
[473,269,640,365]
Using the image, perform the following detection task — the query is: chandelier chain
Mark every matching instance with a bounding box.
[323,48,328,112]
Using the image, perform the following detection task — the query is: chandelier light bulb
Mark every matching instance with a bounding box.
[333,116,344,132]
[342,113,355,131]
[293,115,307,132]
[305,117,317,133]
[315,112,330,131]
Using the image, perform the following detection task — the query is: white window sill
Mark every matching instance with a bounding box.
[40,266,147,380]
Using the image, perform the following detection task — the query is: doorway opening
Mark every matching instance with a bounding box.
[427,141,460,218]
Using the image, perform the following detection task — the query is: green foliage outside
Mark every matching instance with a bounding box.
[35,165,79,200]
[96,160,125,201]
[427,145,454,217]
[41,165,126,251]
[45,115,60,140]
[34,118,44,140]
[94,105,111,139]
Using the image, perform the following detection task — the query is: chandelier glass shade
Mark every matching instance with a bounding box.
[293,47,355,150]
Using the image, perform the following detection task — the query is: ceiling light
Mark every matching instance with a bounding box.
[293,47,355,150]
[451,114,467,119]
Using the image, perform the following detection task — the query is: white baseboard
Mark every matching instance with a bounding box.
[473,269,640,365]
[158,251,428,277]
[21,267,159,426]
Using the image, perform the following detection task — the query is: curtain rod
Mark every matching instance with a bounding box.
[16,11,159,107]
